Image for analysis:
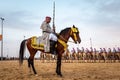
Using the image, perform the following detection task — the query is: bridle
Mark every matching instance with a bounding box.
[59,27,79,43]
[57,27,79,50]
[70,27,79,42]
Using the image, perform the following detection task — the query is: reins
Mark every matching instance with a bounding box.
[59,35,75,43]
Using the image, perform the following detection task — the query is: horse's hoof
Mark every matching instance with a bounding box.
[59,74,63,77]
[57,73,63,77]
[35,74,38,76]
[56,71,58,74]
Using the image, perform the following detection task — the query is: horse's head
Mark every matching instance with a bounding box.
[59,25,81,44]
[70,25,81,44]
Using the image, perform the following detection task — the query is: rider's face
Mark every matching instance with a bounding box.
[46,18,51,23]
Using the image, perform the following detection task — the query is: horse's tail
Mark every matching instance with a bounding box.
[19,39,27,65]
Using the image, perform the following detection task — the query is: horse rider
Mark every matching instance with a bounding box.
[99,48,103,53]
[113,47,117,53]
[117,47,120,53]
[71,48,76,53]
[81,47,84,53]
[85,48,89,53]
[40,16,57,55]
[77,47,81,53]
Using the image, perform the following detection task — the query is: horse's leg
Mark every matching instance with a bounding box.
[26,38,38,75]
[30,58,37,74]
[56,55,62,77]
[28,57,32,72]
[56,56,60,74]
[28,50,37,74]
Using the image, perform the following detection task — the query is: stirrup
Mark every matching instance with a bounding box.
[51,51,57,55]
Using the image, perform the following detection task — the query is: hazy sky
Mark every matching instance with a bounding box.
[0,0,120,57]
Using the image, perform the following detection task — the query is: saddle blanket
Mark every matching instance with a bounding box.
[31,33,58,50]
[31,36,44,50]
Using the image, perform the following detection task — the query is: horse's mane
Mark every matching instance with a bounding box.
[60,27,71,35]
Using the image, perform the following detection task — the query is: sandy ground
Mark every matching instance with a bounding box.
[0,60,120,80]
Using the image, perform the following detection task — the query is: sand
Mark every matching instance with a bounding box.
[0,60,120,80]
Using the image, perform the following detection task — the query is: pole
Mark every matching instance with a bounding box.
[0,17,4,60]
[52,1,56,32]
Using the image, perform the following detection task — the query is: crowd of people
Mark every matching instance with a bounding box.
[40,47,120,63]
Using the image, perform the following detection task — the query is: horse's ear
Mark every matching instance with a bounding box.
[73,25,75,28]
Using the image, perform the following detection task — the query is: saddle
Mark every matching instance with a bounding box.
[31,36,44,50]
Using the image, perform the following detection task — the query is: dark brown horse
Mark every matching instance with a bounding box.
[19,25,81,76]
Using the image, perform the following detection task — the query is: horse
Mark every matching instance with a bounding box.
[113,47,120,63]
[40,52,52,63]
[62,48,71,63]
[71,48,77,62]
[81,47,87,62]
[108,48,114,63]
[76,47,83,63]
[102,48,108,63]
[91,48,97,63]
[116,47,120,62]
[85,48,92,63]
[19,25,81,77]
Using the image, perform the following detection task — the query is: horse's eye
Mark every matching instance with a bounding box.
[76,32,79,34]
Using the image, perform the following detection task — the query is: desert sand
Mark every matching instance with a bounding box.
[0,60,120,80]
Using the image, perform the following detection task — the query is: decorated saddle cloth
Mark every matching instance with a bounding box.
[31,33,68,50]
[31,36,45,50]
[31,33,58,50]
